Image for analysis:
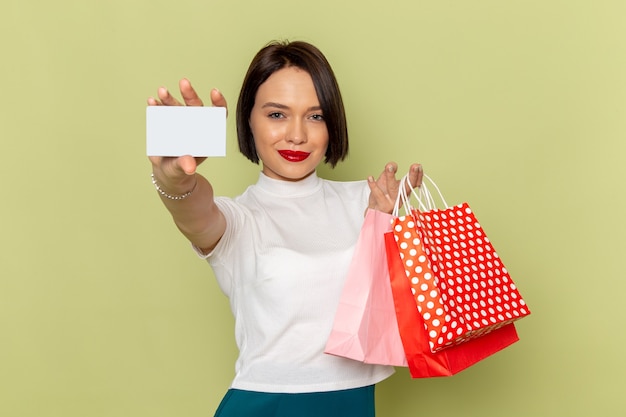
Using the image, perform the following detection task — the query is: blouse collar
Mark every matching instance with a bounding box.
[256,171,322,197]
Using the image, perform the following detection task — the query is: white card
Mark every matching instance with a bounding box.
[146,106,227,157]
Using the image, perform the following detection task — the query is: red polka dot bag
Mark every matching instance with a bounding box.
[385,173,530,377]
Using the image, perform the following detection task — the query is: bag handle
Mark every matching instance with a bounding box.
[413,174,449,210]
[392,174,414,217]
[393,172,449,217]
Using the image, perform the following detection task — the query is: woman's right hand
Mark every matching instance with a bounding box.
[147,79,228,193]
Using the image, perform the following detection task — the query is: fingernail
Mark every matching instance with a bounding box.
[368,176,375,182]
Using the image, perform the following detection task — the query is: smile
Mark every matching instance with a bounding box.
[278,150,311,162]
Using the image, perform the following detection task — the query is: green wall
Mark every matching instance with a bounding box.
[2,0,625,415]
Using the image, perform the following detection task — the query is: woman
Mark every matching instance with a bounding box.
[147,40,422,416]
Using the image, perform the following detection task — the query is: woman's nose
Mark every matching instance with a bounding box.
[286,119,307,144]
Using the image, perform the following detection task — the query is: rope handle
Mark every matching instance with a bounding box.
[392,173,449,217]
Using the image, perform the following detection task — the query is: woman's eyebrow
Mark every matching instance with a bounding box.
[261,102,322,112]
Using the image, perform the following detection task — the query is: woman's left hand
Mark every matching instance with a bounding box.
[367,162,423,214]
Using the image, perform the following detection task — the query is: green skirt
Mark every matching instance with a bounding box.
[214,385,375,417]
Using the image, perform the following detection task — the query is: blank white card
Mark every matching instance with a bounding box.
[146,106,226,157]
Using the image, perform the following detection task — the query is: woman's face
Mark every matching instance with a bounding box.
[249,66,329,182]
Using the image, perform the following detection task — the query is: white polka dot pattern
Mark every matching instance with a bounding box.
[392,203,530,352]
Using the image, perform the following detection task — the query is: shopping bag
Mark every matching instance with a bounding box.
[392,174,530,352]
[324,209,407,366]
[385,231,519,378]
[391,211,444,353]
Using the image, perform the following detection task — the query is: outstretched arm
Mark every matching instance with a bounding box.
[147,79,228,253]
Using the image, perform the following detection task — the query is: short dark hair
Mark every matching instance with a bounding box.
[236,40,349,167]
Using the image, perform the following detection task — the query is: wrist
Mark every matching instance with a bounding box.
[151,173,198,200]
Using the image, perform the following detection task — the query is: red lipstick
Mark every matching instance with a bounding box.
[278,150,310,162]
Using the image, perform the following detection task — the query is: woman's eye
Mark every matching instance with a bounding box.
[268,112,284,119]
[310,114,324,121]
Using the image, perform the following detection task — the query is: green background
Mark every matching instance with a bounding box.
[2,0,624,415]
